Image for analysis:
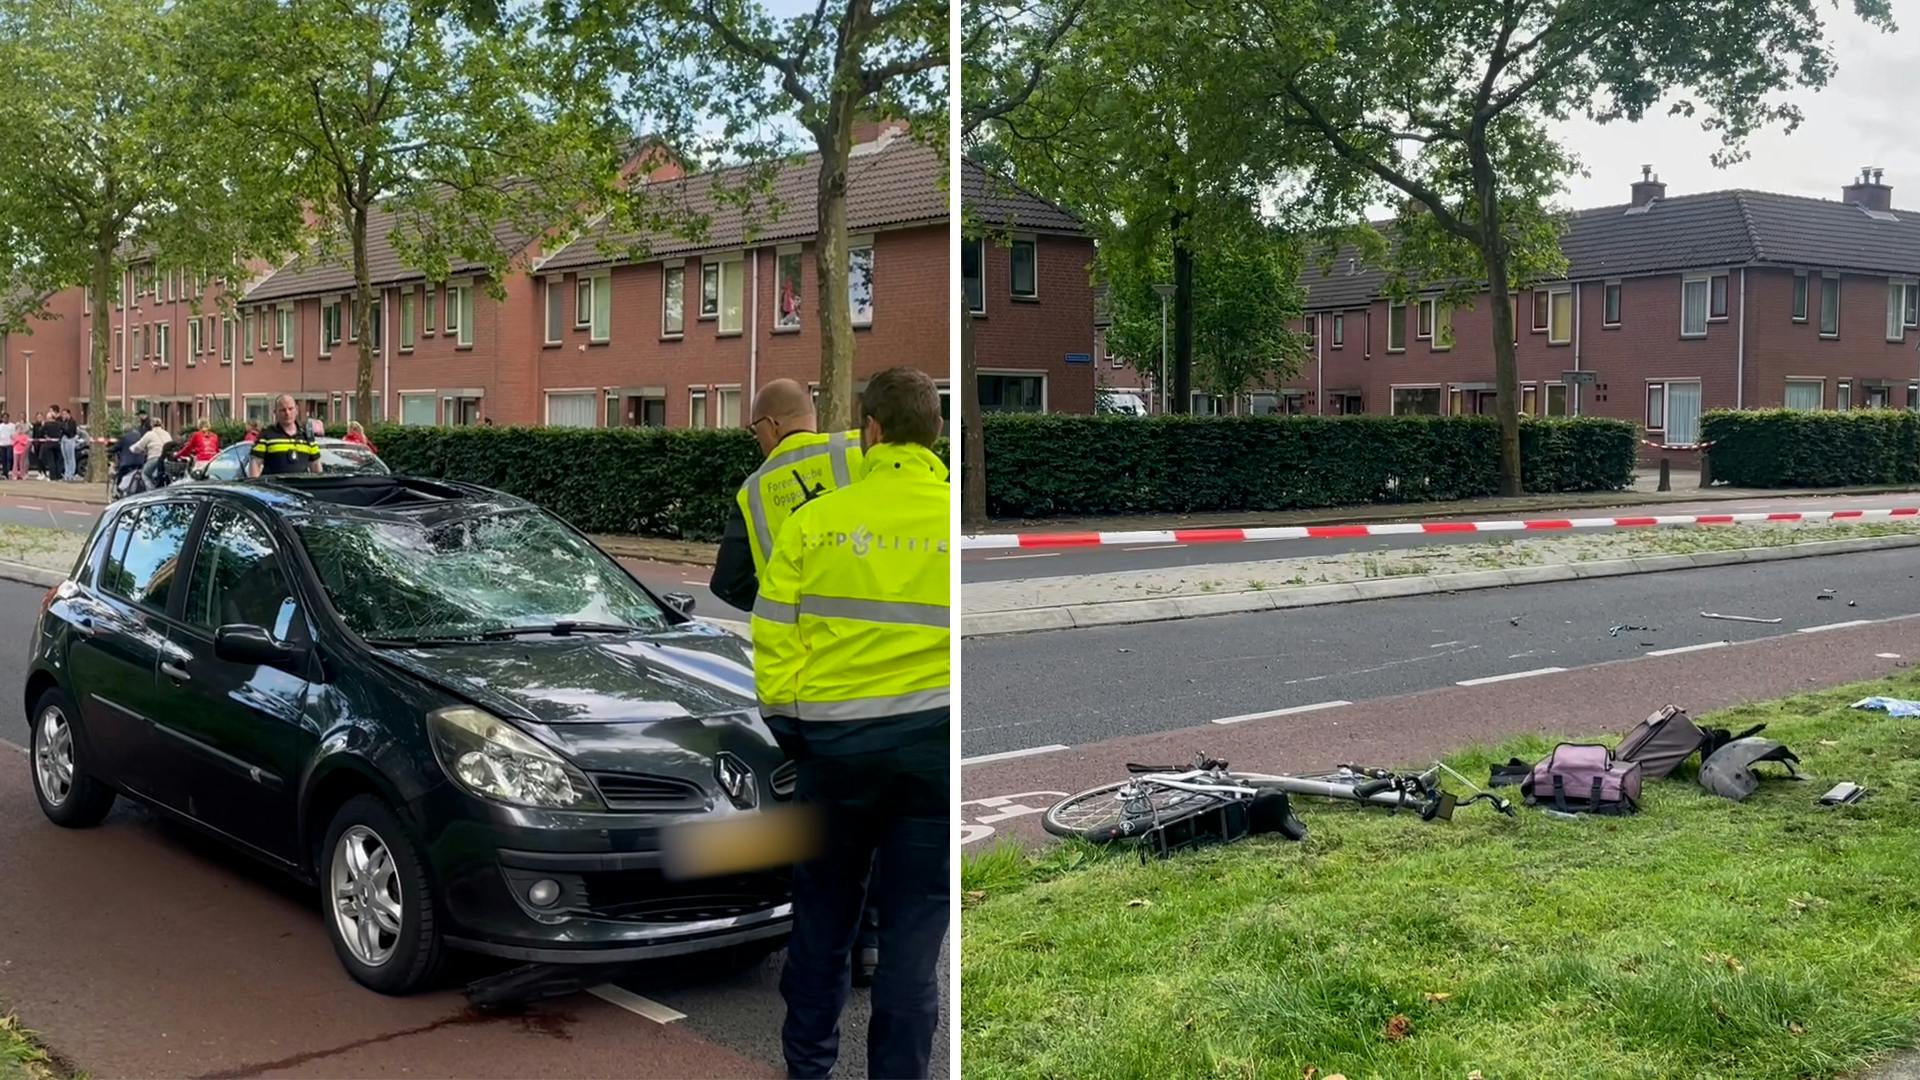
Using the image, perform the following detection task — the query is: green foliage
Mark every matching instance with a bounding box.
[1702,409,1920,488]
[978,414,1635,518]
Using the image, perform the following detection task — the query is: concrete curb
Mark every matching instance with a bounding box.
[960,533,1920,638]
[0,559,62,588]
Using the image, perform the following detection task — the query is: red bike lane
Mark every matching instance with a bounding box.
[0,757,775,1080]
[960,616,1920,850]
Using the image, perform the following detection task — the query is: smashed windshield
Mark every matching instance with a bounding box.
[297,508,665,641]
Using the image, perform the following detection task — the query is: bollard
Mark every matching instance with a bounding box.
[1658,457,1671,492]
[1699,452,1713,489]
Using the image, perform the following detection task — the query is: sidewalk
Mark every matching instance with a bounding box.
[975,469,1920,536]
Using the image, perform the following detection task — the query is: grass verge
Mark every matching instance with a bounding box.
[961,677,1920,1079]
[0,1015,68,1080]
[0,525,83,574]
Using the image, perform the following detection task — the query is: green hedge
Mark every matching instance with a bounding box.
[975,414,1637,519]
[172,421,945,541]
[1702,409,1920,488]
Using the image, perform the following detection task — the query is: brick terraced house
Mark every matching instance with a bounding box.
[961,159,1098,415]
[0,125,947,431]
[1107,168,1920,447]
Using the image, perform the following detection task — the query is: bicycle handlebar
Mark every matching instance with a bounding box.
[1351,776,1396,798]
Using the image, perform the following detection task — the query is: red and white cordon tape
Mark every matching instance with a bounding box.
[961,506,1920,551]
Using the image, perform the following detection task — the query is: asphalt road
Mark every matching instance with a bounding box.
[962,545,1920,758]
[0,579,945,1079]
[962,490,1920,583]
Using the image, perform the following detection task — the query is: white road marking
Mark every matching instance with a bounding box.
[1647,641,1729,657]
[984,552,1060,561]
[62,510,91,516]
[1797,620,1875,634]
[1429,640,1464,649]
[15,505,42,511]
[587,985,686,1024]
[1122,543,1187,552]
[1211,700,1352,725]
[1457,667,1565,687]
[1878,653,1903,659]
[962,744,1069,767]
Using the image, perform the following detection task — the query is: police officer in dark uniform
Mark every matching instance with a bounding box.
[250,394,322,477]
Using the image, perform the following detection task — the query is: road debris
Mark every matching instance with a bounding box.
[1851,696,1920,717]
[1607,624,1657,638]
[1700,612,1783,624]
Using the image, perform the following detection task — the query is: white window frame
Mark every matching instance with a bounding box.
[450,281,473,347]
[688,388,708,429]
[1547,286,1573,345]
[773,246,803,331]
[1646,378,1704,443]
[574,274,593,329]
[1388,384,1444,416]
[1888,279,1918,342]
[1331,313,1344,348]
[544,389,599,428]
[1416,298,1434,340]
[423,286,436,336]
[1837,379,1852,411]
[977,368,1049,413]
[715,384,742,429]
[1431,302,1453,351]
[1386,302,1406,353]
[699,261,721,320]
[1784,376,1826,411]
[1603,280,1622,328]
[544,277,565,345]
[1708,273,1729,322]
[1645,381,1665,431]
[188,317,201,362]
[156,323,170,368]
[1681,275,1711,338]
[398,391,438,426]
[400,292,415,352]
[279,305,294,358]
[1792,272,1809,323]
[589,271,611,343]
[1531,289,1550,332]
[1820,274,1841,338]
[1008,235,1037,300]
[662,264,686,337]
[220,318,232,366]
[848,237,875,327]
[715,255,744,335]
[963,237,986,316]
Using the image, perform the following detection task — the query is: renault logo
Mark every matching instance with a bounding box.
[715,752,757,809]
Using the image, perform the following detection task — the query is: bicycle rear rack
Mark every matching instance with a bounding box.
[1138,800,1252,860]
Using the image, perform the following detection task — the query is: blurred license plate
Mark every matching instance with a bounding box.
[661,805,820,880]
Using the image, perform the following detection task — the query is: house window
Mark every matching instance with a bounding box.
[1837,380,1852,411]
[1647,380,1702,443]
[1888,280,1919,341]
[689,389,708,429]
[589,273,610,342]
[188,318,201,361]
[979,372,1046,413]
[1507,295,1518,343]
[545,278,564,344]
[775,249,802,330]
[400,394,437,426]
[1603,282,1622,327]
[849,242,875,326]
[1331,314,1344,348]
[962,238,984,314]
[574,275,593,329]
[279,306,294,358]
[1909,383,1920,412]
[255,309,267,350]
[221,318,232,365]
[1009,237,1036,298]
[717,258,744,334]
[1387,302,1406,352]
[1391,387,1442,415]
[1821,276,1841,337]
[1548,288,1573,344]
[1867,384,1893,409]
[1682,276,1711,337]
[368,299,381,350]
[1432,303,1453,350]
[1417,299,1434,339]
[1785,378,1823,410]
[1532,289,1549,332]
[445,286,460,338]
[322,299,341,351]
[452,283,474,347]
[1522,385,1538,415]
[113,329,123,370]
[400,292,414,351]
[244,395,271,423]
[717,386,741,428]
[1545,383,1569,417]
[1793,273,1809,322]
[546,392,597,428]
[423,287,436,335]
[345,298,357,342]
[700,262,721,319]
[1709,274,1728,320]
[663,265,685,336]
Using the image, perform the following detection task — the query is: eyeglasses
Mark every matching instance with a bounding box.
[748,416,774,433]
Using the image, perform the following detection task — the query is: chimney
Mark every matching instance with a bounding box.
[1843,166,1892,212]
[851,115,910,146]
[1630,164,1666,207]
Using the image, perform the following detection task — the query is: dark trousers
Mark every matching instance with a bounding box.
[778,726,948,1080]
[1,446,11,477]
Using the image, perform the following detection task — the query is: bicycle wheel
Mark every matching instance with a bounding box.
[1043,777,1235,843]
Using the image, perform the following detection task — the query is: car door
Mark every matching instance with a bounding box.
[63,500,202,803]
[157,501,316,863]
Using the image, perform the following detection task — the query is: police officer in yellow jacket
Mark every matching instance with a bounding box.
[710,379,863,613]
[752,367,949,1080]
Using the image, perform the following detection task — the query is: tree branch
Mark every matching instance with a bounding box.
[1278,82,1477,242]
[963,0,1087,135]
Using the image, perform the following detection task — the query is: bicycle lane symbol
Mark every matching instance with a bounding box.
[959,790,1068,846]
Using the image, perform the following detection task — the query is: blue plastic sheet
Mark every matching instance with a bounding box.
[1850,696,1920,718]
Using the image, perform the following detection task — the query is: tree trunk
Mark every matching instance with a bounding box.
[88,245,113,482]
[1470,146,1522,497]
[1171,218,1194,415]
[813,106,858,431]
[961,309,986,530]
[352,202,374,425]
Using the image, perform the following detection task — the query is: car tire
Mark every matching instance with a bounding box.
[319,794,445,995]
[29,687,116,828]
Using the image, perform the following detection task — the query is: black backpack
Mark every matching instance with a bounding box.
[1616,705,1765,779]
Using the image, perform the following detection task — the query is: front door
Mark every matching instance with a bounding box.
[68,500,201,803]
[160,503,315,863]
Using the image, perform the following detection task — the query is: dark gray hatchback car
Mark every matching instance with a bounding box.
[25,474,793,993]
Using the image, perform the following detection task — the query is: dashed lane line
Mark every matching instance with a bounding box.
[962,744,1069,767]
[1646,641,1730,657]
[587,984,687,1024]
[983,552,1060,561]
[1211,700,1352,725]
[1456,667,1566,687]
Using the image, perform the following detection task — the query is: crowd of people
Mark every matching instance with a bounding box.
[0,406,85,481]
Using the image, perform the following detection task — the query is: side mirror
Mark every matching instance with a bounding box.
[661,591,696,617]
[214,624,306,671]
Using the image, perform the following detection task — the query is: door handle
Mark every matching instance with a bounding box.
[160,661,192,682]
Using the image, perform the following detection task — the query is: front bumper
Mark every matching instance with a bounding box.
[417,787,793,965]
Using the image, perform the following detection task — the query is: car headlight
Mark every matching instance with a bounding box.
[427,706,603,811]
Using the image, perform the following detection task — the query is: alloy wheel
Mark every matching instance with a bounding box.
[33,705,74,807]
[330,824,403,967]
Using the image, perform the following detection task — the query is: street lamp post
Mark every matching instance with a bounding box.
[22,350,31,425]
[1152,283,1174,415]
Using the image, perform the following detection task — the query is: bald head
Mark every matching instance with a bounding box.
[749,379,816,454]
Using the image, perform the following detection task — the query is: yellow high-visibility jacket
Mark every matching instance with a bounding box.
[734,430,864,577]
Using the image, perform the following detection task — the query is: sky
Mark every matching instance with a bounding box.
[1546,0,1920,210]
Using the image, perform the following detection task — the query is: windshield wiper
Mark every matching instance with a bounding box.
[475,621,654,639]
[363,634,486,648]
